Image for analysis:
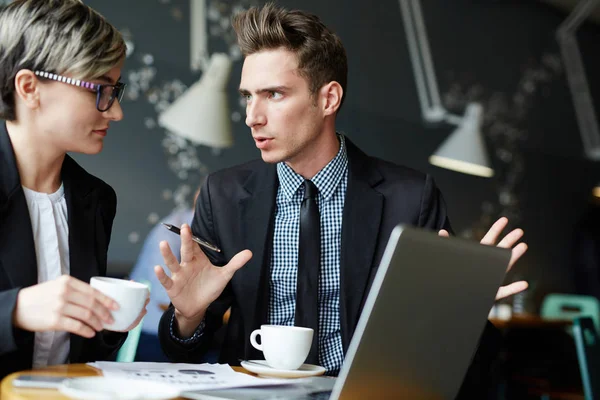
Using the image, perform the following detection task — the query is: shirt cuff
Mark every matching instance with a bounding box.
[169,312,205,345]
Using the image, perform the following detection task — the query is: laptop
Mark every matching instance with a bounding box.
[182,224,511,400]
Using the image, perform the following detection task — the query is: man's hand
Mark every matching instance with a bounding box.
[13,275,119,338]
[439,217,528,301]
[154,224,252,336]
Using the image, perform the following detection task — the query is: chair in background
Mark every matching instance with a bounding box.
[525,317,598,400]
[541,294,600,333]
[525,312,600,400]
[116,280,150,362]
[573,317,600,400]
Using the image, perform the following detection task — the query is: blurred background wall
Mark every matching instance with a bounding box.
[75,0,600,311]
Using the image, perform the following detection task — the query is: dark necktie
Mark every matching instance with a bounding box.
[295,179,320,365]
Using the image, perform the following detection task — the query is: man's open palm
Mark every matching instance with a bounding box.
[154,224,252,321]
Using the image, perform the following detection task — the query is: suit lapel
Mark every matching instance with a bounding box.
[63,158,97,284]
[235,164,278,356]
[339,139,384,352]
[0,124,38,289]
[62,157,99,362]
[0,192,38,289]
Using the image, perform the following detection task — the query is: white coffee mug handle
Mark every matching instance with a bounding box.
[250,329,263,351]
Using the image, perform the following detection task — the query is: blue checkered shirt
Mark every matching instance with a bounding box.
[270,135,348,375]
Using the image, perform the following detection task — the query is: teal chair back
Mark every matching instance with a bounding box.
[573,317,600,400]
[540,294,600,333]
[116,280,150,362]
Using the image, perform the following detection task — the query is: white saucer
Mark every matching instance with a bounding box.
[240,360,326,379]
[59,376,180,400]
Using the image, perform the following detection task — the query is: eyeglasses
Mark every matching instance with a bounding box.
[34,70,127,112]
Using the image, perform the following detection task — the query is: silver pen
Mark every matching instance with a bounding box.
[161,223,222,253]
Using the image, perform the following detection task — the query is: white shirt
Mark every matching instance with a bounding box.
[22,184,70,368]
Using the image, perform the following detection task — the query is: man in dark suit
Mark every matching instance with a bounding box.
[156,3,528,396]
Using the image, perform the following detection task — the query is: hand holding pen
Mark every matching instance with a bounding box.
[153,223,252,337]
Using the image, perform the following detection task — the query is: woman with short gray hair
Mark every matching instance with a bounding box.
[0,0,146,378]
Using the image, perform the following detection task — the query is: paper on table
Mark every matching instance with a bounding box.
[87,362,287,391]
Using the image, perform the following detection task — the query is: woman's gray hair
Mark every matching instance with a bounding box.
[0,0,126,120]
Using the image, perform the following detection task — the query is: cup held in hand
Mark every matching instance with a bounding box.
[90,277,148,331]
[250,325,314,370]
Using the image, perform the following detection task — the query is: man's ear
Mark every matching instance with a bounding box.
[320,81,343,116]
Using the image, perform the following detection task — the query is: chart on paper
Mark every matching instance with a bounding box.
[88,361,285,390]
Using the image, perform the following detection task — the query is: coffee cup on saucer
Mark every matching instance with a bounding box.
[249,325,313,370]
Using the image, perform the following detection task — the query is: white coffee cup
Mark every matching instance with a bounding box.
[90,277,149,331]
[249,325,314,370]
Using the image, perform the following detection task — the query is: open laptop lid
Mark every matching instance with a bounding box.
[330,224,510,400]
[183,225,510,400]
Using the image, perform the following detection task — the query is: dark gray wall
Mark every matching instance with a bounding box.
[78,0,600,308]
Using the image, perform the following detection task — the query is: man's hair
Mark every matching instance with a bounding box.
[232,3,348,109]
[0,0,126,121]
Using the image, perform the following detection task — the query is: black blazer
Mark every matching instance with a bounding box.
[0,124,126,379]
[159,138,502,397]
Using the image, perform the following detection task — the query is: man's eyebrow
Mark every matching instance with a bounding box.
[238,86,290,95]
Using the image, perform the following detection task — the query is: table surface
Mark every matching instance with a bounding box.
[2,315,573,399]
[1,364,250,400]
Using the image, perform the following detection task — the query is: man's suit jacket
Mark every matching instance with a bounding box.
[159,138,502,397]
[0,124,126,379]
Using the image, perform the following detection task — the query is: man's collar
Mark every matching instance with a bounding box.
[276,134,348,201]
